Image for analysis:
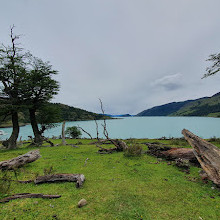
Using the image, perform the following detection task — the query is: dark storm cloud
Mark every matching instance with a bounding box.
[1,0,220,114]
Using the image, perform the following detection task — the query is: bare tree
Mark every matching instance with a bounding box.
[79,99,128,153]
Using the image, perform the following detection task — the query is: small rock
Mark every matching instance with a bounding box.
[34,201,38,204]
[78,199,87,208]
[211,187,215,190]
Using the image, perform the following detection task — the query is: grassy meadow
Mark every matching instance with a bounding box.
[0,138,220,220]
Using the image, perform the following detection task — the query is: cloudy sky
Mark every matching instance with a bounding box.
[1,0,220,114]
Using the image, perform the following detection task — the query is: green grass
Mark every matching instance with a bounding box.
[0,139,220,220]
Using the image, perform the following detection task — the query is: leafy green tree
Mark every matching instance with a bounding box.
[36,104,61,135]
[0,26,60,147]
[21,57,60,145]
[65,126,82,139]
[203,53,220,78]
[0,26,28,149]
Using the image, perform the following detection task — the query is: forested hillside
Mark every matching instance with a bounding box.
[137,92,220,117]
[0,103,110,127]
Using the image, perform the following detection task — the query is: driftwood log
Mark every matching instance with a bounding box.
[182,129,220,186]
[34,174,85,188]
[161,148,197,163]
[147,144,197,161]
[0,150,41,170]
[97,139,128,153]
[0,193,61,203]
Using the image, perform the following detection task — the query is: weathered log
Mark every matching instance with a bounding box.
[0,150,41,170]
[34,174,85,188]
[161,148,197,162]
[97,139,128,153]
[182,129,220,186]
[0,193,61,203]
[147,144,198,164]
[147,144,171,157]
[112,139,128,151]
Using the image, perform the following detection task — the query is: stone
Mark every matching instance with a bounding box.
[77,199,87,208]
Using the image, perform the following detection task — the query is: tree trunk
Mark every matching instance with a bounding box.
[29,108,43,145]
[2,111,19,149]
[0,149,41,170]
[182,129,220,186]
[61,121,66,145]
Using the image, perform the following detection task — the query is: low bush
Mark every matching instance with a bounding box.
[65,126,82,139]
[0,171,12,199]
[124,143,142,157]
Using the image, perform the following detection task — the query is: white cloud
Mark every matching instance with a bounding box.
[152,73,183,90]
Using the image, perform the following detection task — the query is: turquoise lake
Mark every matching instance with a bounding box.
[1,116,220,140]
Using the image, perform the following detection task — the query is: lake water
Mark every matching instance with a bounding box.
[1,116,220,140]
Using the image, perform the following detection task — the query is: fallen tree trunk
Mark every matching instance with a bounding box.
[0,193,61,203]
[0,149,41,170]
[97,139,128,153]
[182,129,220,186]
[34,174,85,188]
[146,143,198,164]
[161,148,197,162]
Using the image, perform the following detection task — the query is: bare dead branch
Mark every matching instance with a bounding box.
[0,193,61,203]
[84,158,89,166]
[77,125,93,139]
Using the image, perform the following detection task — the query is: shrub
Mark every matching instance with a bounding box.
[0,171,12,199]
[65,126,82,139]
[124,143,142,157]
[170,138,188,147]
[43,166,56,175]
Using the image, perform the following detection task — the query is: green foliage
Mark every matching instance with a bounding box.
[20,57,59,108]
[170,92,220,117]
[0,171,12,199]
[169,138,188,147]
[124,143,142,157]
[65,126,82,138]
[203,53,220,78]
[52,103,111,121]
[43,166,56,176]
[37,104,61,134]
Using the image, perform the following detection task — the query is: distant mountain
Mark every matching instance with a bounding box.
[103,114,133,117]
[137,92,220,117]
[137,100,194,116]
[50,103,111,121]
[0,102,111,128]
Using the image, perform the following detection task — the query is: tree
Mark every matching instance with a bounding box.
[0,26,60,148]
[203,53,220,78]
[65,126,82,139]
[36,103,61,135]
[21,57,60,145]
[0,26,28,149]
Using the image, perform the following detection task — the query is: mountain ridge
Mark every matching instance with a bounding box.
[137,92,220,117]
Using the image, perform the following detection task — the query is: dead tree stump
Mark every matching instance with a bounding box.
[182,129,220,186]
